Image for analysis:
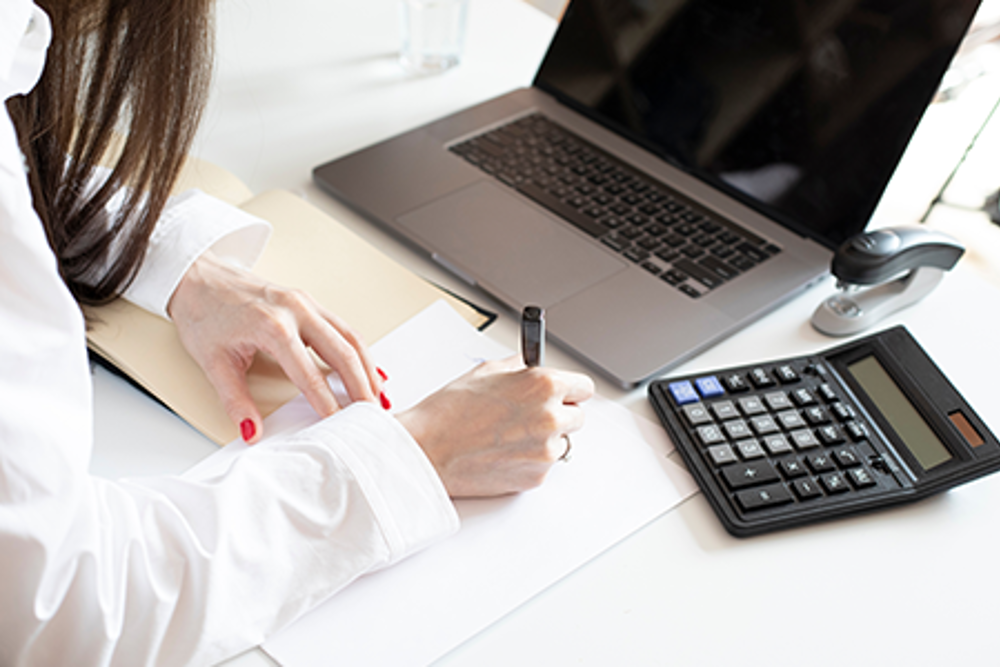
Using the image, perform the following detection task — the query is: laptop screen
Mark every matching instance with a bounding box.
[534,0,980,249]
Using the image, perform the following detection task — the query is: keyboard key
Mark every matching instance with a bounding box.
[792,478,823,500]
[845,421,869,441]
[762,434,794,455]
[736,439,766,460]
[516,182,609,238]
[817,383,838,402]
[790,429,821,450]
[791,388,817,406]
[778,458,808,478]
[804,406,830,425]
[696,424,727,446]
[710,400,740,420]
[675,258,722,288]
[763,391,793,411]
[749,368,776,388]
[707,444,739,466]
[735,483,794,511]
[820,472,850,494]
[807,453,837,473]
[832,446,861,468]
[775,365,800,383]
[848,467,877,489]
[723,460,781,490]
[817,424,846,445]
[699,255,740,280]
[695,376,725,398]
[738,396,767,416]
[668,381,699,405]
[681,403,713,426]
[776,409,807,430]
[723,419,753,440]
[749,414,780,436]
[723,373,749,393]
[831,402,857,421]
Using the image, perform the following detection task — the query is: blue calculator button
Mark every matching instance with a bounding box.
[668,381,699,406]
[695,376,725,398]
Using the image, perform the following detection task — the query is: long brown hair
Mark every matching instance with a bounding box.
[6,0,214,306]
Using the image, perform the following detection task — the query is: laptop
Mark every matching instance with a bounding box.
[314,0,980,388]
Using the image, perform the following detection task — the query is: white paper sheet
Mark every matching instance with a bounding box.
[186,301,698,666]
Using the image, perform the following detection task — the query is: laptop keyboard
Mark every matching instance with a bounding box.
[449,113,781,299]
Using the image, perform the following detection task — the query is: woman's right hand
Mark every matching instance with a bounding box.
[395,356,595,498]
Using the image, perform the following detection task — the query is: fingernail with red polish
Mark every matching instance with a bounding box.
[380,392,392,410]
[377,367,388,381]
[240,419,256,443]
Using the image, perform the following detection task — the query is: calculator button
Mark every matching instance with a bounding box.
[762,434,794,455]
[707,444,739,466]
[723,419,753,440]
[722,461,781,490]
[681,403,713,427]
[735,483,793,511]
[832,446,861,468]
[791,388,817,406]
[820,472,849,494]
[738,396,766,416]
[736,439,766,460]
[845,421,869,441]
[830,402,856,421]
[763,391,793,411]
[695,376,726,398]
[775,365,800,383]
[804,406,830,425]
[696,424,727,446]
[792,478,823,500]
[722,373,749,393]
[778,458,809,478]
[817,424,846,445]
[848,467,877,489]
[817,383,838,402]
[709,400,740,420]
[807,453,837,473]
[669,381,700,405]
[749,414,780,436]
[749,368,776,388]
[789,429,821,450]
[776,409,807,430]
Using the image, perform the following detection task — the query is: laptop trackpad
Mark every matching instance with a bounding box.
[396,181,625,306]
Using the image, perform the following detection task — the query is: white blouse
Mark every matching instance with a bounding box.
[0,2,459,665]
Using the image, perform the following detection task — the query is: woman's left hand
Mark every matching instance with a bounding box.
[167,251,385,443]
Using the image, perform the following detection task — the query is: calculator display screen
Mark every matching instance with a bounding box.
[847,355,953,471]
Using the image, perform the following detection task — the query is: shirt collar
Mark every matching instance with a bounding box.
[0,0,51,101]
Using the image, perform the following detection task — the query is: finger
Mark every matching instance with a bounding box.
[305,309,380,404]
[561,401,588,431]
[554,370,596,405]
[266,335,342,418]
[201,356,264,444]
[474,354,524,375]
[315,307,383,398]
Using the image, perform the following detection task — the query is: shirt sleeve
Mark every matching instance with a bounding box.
[122,188,272,319]
[1,95,459,667]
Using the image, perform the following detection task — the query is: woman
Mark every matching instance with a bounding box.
[0,1,594,664]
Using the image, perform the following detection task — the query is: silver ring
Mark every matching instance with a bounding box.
[558,434,572,463]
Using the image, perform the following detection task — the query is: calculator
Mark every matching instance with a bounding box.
[648,326,1000,537]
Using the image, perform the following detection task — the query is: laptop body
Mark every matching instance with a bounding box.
[314,0,979,388]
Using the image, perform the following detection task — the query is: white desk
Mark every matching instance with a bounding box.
[91,1,1000,665]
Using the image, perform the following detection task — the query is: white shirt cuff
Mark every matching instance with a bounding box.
[302,402,460,565]
[123,189,272,319]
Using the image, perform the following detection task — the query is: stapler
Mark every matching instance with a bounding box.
[811,226,965,336]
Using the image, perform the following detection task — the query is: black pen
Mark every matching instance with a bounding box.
[521,305,545,367]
